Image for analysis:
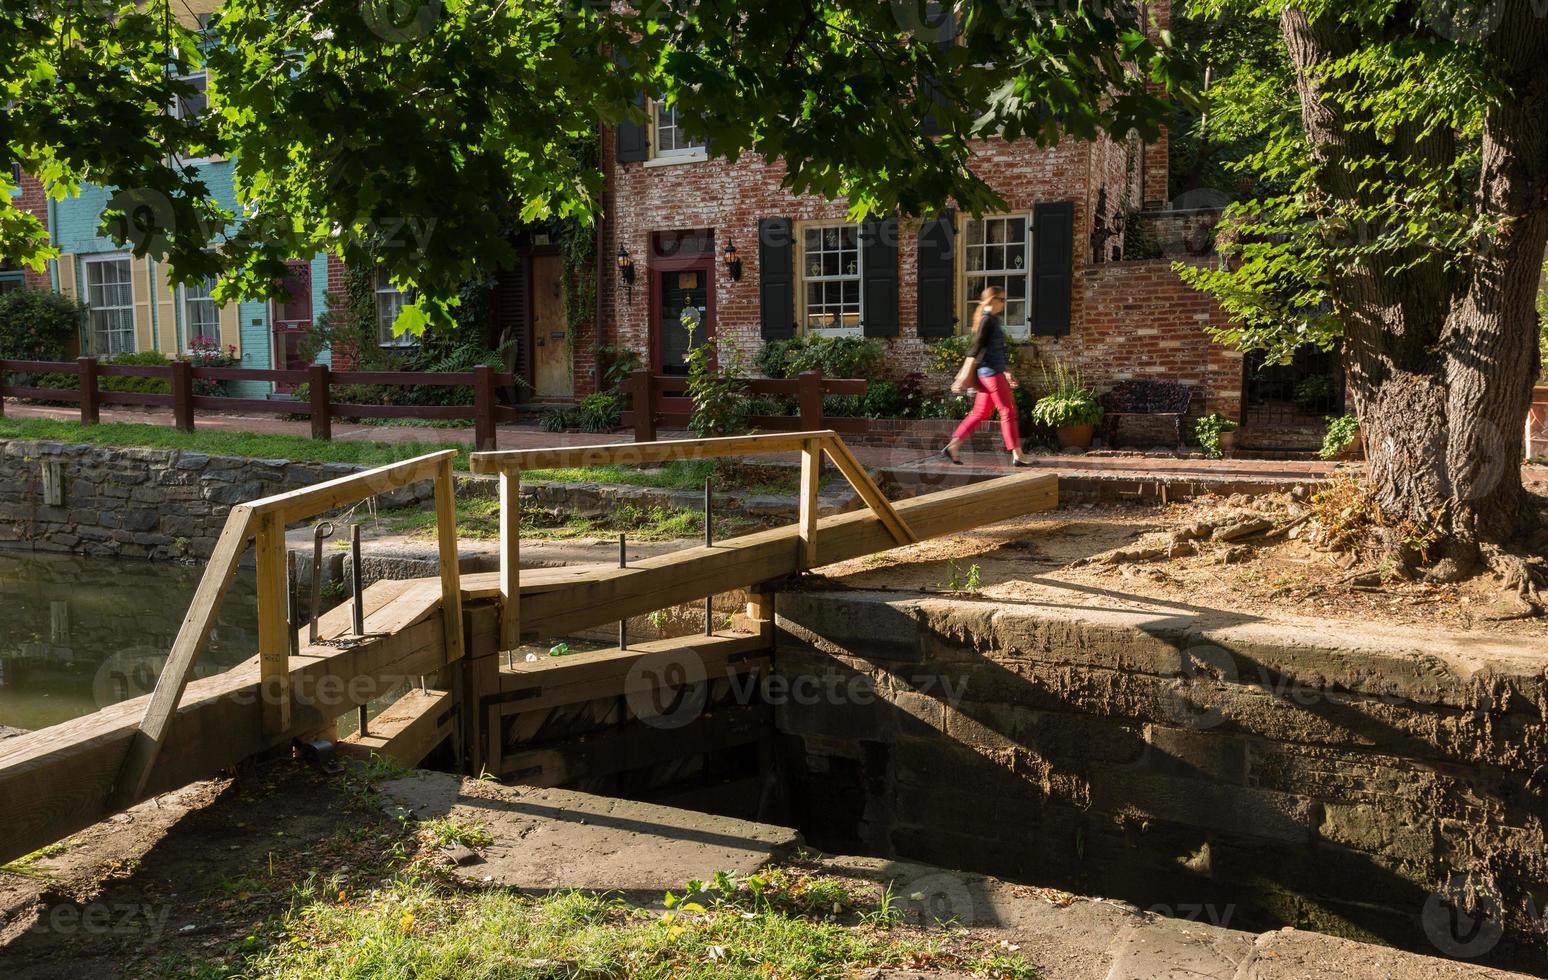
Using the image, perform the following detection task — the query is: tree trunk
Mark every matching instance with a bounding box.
[1281,5,1548,573]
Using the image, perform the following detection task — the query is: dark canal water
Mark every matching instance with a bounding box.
[0,550,258,731]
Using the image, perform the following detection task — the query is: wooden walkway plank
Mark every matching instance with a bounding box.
[335,689,456,769]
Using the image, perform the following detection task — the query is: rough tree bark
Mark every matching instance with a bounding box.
[1281,3,1548,579]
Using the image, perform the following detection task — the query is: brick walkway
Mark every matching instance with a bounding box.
[7,400,1546,484]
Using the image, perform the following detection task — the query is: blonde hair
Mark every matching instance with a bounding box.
[973,285,1006,333]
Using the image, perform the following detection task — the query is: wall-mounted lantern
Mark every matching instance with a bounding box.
[722,240,743,281]
[616,244,635,303]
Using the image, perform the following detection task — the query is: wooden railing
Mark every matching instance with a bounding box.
[0,358,519,450]
[111,449,464,806]
[621,368,868,442]
[468,431,913,653]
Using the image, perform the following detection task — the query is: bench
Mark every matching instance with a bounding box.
[1101,379,1191,448]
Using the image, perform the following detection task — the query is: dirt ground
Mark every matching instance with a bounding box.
[823,483,1548,639]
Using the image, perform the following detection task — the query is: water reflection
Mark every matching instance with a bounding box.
[0,550,257,731]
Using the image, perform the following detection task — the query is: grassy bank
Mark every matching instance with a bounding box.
[0,418,807,495]
[0,417,474,470]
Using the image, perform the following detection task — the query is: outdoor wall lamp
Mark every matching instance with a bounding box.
[722,240,743,281]
[616,244,635,302]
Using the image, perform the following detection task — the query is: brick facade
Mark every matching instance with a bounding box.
[5,170,53,291]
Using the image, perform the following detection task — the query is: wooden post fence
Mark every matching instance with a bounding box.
[474,364,497,452]
[310,363,332,441]
[171,360,195,432]
[78,356,100,425]
[629,368,656,443]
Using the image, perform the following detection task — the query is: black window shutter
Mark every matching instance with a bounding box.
[759,217,794,340]
[860,215,899,338]
[1032,201,1074,337]
[916,209,956,338]
[615,94,648,163]
[920,1,955,137]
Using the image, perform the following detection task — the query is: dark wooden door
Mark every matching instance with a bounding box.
[272,262,313,387]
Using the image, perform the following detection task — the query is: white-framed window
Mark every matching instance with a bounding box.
[170,71,209,121]
[798,222,862,334]
[5,161,20,194]
[0,271,24,294]
[649,100,707,162]
[84,255,136,355]
[961,214,1030,336]
[180,276,220,345]
[376,269,411,346]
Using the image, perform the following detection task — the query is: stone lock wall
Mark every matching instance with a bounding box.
[0,439,433,561]
[770,589,1548,973]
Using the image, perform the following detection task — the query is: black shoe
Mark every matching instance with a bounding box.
[940,447,963,465]
[1012,455,1033,467]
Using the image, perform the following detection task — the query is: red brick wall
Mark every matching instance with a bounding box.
[600,133,1137,383]
[323,253,357,370]
[1076,257,1241,417]
[10,170,53,291]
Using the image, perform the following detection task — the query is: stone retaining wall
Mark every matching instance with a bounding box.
[771,589,1548,973]
[0,439,433,561]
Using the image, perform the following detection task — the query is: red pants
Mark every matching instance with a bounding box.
[952,371,1021,451]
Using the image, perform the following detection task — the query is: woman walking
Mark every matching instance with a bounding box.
[941,286,1034,466]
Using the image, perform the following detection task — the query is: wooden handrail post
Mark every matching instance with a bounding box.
[309,363,332,441]
[435,458,466,662]
[78,356,100,425]
[799,437,821,567]
[629,368,655,442]
[798,369,823,430]
[473,364,497,452]
[499,472,521,652]
[171,360,195,432]
[255,511,292,734]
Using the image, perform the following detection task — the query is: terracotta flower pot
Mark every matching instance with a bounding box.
[1218,430,1237,453]
[1057,424,1095,450]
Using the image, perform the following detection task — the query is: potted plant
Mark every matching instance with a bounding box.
[1194,413,1240,458]
[1318,414,1363,460]
[1031,363,1103,449]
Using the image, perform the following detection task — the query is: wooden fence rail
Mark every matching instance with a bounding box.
[621,368,869,442]
[0,358,519,450]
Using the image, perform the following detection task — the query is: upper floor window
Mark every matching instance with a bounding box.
[84,256,136,355]
[0,270,24,295]
[376,270,411,346]
[651,100,706,161]
[171,72,209,120]
[962,214,1029,336]
[6,161,20,186]
[800,223,862,334]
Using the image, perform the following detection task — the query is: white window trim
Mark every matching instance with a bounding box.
[83,252,137,356]
[647,98,708,165]
[169,70,216,167]
[959,211,1033,341]
[795,220,864,338]
[178,279,221,349]
[376,273,413,348]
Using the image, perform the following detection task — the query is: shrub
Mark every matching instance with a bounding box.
[0,288,83,364]
[683,315,748,437]
[99,350,172,394]
[539,406,581,432]
[1030,362,1102,429]
[1319,414,1361,460]
[1194,412,1239,459]
[756,334,883,380]
[860,379,903,418]
[577,391,621,432]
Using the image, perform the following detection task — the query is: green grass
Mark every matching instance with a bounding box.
[380,496,756,543]
[240,875,1038,979]
[0,838,70,878]
[420,817,495,851]
[526,459,805,495]
[0,416,473,470]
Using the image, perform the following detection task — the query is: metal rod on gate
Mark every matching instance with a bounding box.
[618,533,628,650]
[704,477,713,636]
[350,524,364,637]
[287,549,300,659]
[358,703,369,738]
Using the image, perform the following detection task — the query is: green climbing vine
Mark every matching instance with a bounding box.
[559,220,596,353]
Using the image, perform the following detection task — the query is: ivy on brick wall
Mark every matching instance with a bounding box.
[559,220,596,354]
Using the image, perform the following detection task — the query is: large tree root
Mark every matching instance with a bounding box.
[1488,548,1547,616]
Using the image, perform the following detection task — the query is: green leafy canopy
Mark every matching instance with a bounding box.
[2,0,1191,334]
